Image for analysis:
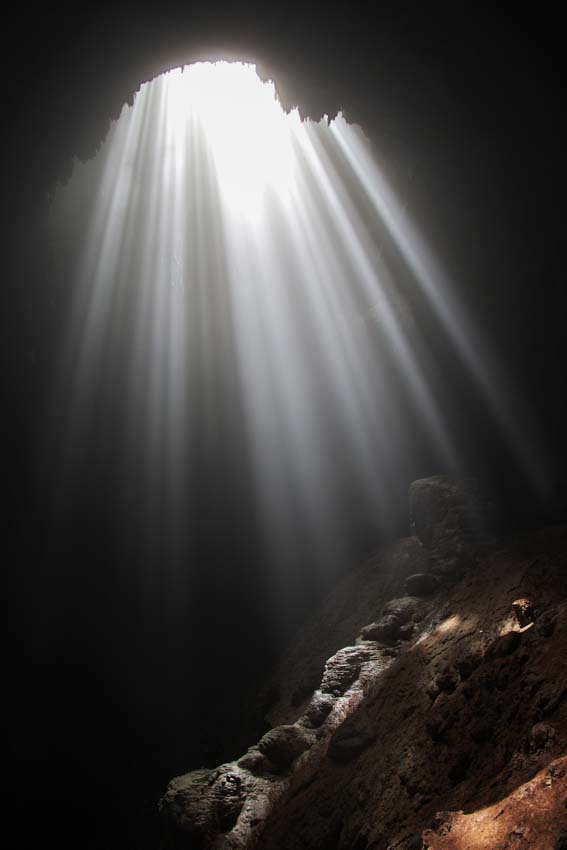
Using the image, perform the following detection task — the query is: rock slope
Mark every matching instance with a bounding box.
[160,477,567,849]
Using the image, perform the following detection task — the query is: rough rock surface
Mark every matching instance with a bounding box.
[422,756,567,849]
[256,724,312,768]
[257,534,429,729]
[405,573,440,597]
[160,478,567,849]
[409,475,487,548]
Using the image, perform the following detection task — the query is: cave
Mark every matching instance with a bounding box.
[3,6,566,850]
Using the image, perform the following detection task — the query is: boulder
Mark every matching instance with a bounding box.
[320,645,374,696]
[359,615,402,645]
[237,747,268,775]
[530,722,556,750]
[160,768,214,842]
[405,573,440,597]
[360,596,426,644]
[160,765,248,843]
[302,690,336,728]
[409,476,485,549]
[382,595,422,622]
[257,724,312,767]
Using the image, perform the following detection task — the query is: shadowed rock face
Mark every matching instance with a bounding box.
[409,475,488,548]
[422,756,567,850]
[159,477,567,849]
[6,9,461,208]
[257,725,312,768]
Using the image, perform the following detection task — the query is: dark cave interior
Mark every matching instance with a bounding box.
[2,5,565,849]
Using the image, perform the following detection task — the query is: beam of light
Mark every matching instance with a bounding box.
[47,61,544,629]
[330,119,548,494]
[166,63,297,217]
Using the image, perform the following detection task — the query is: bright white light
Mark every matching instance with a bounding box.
[166,62,299,217]
[49,59,541,625]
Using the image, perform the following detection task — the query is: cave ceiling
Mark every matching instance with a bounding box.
[6,4,559,202]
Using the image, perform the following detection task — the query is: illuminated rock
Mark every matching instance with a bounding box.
[257,724,312,768]
[160,492,567,850]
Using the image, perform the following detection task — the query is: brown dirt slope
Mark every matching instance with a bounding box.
[160,480,567,850]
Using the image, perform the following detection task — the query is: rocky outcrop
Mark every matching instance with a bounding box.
[422,756,567,849]
[256,534,430,730]
[409,475,487,549]
[159,478,567,849]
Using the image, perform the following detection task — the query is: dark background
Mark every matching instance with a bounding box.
[2,4,564,848]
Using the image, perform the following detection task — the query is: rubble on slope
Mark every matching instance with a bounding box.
[159,477,567,849]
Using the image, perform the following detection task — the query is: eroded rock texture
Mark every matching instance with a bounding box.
[160,478,567,849]
[409,475,486,548]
